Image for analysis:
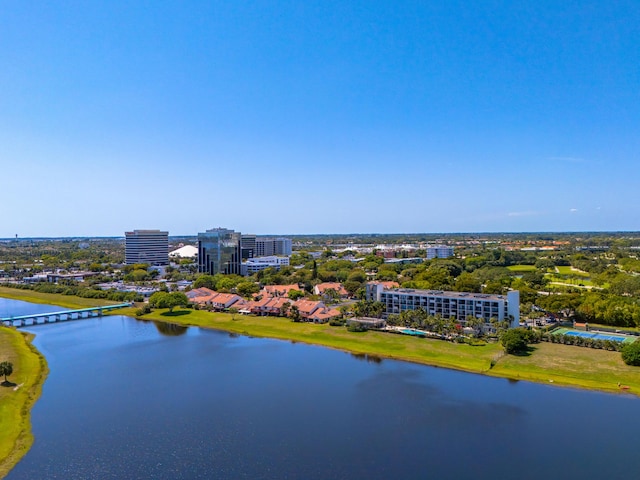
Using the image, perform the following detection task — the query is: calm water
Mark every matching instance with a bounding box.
[4,298,640,479]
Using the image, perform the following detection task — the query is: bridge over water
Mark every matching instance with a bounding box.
[1,303,133,328]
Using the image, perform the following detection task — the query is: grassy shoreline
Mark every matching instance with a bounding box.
[1,286,639,401]
[0,328,48,479]
[0,287,117,310]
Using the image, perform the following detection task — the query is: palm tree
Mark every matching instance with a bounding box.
[423,314,436,333]
[387,314,401,326]
[0,361,13,383]
[433,314,445,335]
[466,316,485,337]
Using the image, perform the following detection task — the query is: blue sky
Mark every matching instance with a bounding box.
[1,1,638,237]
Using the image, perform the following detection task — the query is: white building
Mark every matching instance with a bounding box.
[241,256,290,275]
[169,245,198,259]
[125,230,169,266]
[366,283,519,327]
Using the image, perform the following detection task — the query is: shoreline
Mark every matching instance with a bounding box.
[0,329,49,479]
[131,308,640,396]
[1,287,639,399]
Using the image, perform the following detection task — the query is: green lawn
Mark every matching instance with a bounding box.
[507,265,537,272]
[0,287,117,310]
[492,342,640,393]
[0,328,48,478]
[556,266,590,277]
[545,274,595,287]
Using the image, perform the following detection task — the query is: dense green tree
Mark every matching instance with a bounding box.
[535,258,555,270]
[344,280,362,297]
[454,272,482,293]
[149,292,189,312]
[289,305,301,322]
[193,275,217,290]
[237,281,260,298]
[347,270,367,283]
[522,271,548,289]
[352,300,385,318]
[500,328,530,354]
[621,341,640,366]
[288,289,305,301]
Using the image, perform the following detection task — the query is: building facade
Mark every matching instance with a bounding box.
[241,234,256,259]
[255,237,293,257]
[197,228,242,275]
[426,245,454,260]
[366,283,519,327]
[241,255,290,275]
[125,230,169,266]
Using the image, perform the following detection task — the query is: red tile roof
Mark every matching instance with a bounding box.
[262,284,301,297]
[314,282,348,296]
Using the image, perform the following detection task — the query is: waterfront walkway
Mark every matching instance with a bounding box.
[0,303,132,327]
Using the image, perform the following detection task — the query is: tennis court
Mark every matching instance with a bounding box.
[552,327,636,344]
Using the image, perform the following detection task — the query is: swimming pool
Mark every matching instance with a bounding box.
[401,329,426,336]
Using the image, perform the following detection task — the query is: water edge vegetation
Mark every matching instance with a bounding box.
[0,327,48,478]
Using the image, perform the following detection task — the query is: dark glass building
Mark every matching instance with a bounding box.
[197,228,242,275]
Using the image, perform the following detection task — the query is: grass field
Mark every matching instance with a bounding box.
[546,274,596,287]
[0,328,48,478]
[507,265,537,272]
[492,342,640,392]
[0,287,117,310]
[555,266,590,277]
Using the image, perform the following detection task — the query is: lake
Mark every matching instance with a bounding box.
[4,298,640,479]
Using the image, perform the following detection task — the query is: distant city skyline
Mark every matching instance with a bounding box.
[1,2,638,237]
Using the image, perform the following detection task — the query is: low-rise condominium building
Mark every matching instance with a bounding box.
[366,283,519,327]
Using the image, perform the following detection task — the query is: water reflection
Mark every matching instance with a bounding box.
[351,352,383,364]
[153,321,188,337]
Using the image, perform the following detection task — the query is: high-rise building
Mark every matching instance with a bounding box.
[241,234,256,260]
[255,237,293,257]
[198,228,242,275]
[125,230,169,266]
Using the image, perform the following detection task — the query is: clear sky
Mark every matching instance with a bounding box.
[1,1,638,237]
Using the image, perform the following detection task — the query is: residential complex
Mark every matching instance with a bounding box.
[125,230,169,266]
[366,283,519,326]
[186,286,340,323]
[197,228,242,275]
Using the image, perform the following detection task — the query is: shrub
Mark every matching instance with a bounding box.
[500,328,530,354]
[347,322,367,332]
[621,341,640,366]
